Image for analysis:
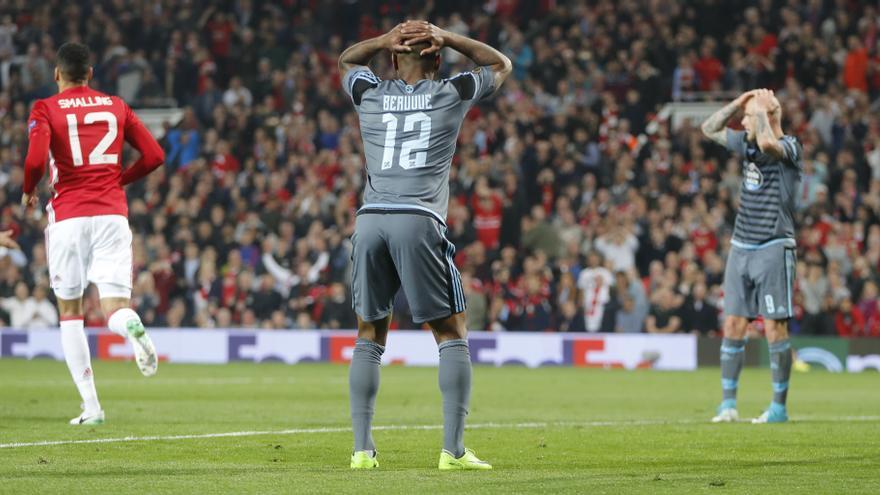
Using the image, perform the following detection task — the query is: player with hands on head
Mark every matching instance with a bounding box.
[702,88,802,424]
[339,20,510,470]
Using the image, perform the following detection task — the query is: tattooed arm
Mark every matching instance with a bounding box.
[754,110,783,158]
[752,89,784,158]
[701,91,756,146]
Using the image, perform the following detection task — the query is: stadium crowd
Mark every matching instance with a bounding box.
[1,0,880,337]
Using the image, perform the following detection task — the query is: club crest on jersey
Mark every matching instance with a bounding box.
[744,162,763,191]
[404,84,414,94]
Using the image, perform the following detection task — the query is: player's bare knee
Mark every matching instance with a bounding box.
[722,316,748,339]
[57,298,83,317]
[100,297,131,318]
[765,319,790,343]
[429,312,467,343]
[357,316,389,346]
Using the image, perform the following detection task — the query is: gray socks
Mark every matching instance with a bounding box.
[349,338,384,452]
[438,339,472,458]
[349,337,472,457]
[720,338,746,407]
[769,339,792,406]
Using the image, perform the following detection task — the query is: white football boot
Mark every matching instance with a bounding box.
[126,319,158,376]
[70,409,105,425]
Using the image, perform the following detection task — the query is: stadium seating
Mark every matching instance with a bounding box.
[0,1,879,337]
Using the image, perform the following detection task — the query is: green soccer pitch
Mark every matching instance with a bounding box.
[0,360,877,494]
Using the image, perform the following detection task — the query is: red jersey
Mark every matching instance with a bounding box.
[23,86,164,223]
[472,193,502,250]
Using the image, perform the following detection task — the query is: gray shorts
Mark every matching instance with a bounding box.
[723,242,796,320]
[350,212,466,324]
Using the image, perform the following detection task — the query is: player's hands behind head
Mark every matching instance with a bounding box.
[383,22,417,53]
[734,90,758,108]
[400,21,446,56]
[752,88,780,114]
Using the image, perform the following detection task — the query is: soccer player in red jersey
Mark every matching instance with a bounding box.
[22,43,165,425]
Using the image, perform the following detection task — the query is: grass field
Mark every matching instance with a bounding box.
[0,359,878,494]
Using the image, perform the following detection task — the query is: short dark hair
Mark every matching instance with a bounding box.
[395,42,437,71]
[56,42,91,82]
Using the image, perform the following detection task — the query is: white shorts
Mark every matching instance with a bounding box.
[45,215,133,300]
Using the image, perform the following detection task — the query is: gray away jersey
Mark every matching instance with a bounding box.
[343,66,495,223]
[725,128,803,248]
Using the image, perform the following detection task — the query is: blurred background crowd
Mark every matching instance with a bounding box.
[0,0,879,337]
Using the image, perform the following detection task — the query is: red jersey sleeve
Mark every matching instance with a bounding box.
[120,103,165,186]
[23,100,51,194]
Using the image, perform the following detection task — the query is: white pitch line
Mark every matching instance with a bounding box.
[1,416,878,450]
[9,377,327,386]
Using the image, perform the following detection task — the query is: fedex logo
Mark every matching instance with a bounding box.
[226,333,323,363]
[0,330,691,370]
[563,338,655,369]
[94,333,168,362]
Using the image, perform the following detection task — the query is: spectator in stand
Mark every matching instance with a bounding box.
[320,282,356,330]
[521,205,562,260]
[843,36,869,94]
[513,274,554,332]
[613,269,649,325]
[864,299,880,338]
[558,300,586,333]
[695,38,724,92]
[680,282,720,336]
[1,282,56,329]
[615,295,644,333]
[672,52,698,100]
[595,225,639,273]
[857,281,879,330]
[835,296,866,338]
[250,274,282,322]
[800,262,831,335]
[462,272,487,331]
[577,252,613,333]
[222,76,253,108]
[646,288,683,334]
[472,177,503,251]
[164,109,201,170]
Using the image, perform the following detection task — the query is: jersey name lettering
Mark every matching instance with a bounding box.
[58,96,114,109]
[382,94,432,112]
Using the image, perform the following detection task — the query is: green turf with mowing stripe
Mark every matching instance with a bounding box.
[0,360,877,494]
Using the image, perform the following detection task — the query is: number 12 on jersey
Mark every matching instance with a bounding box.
[66,112,118,166]
[381,112,431,170]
